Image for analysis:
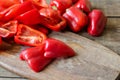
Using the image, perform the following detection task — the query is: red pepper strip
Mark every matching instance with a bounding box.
[16,9,42,25]
[87,9,107,36]
[0,20,18,38]
[20,44,52,72]
[14,1,36,17]
[39,7,66,31]
[22,0,48,9]
[63,7,88,32]
[44,38,75,58]
[14,24,47,46]
[50,0,72,14]
[0,0,21,8]
[74,0,91,13]
[0,1,36,22]
[0,4,20,22]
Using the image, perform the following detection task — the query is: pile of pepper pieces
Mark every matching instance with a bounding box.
[0,0,107,72]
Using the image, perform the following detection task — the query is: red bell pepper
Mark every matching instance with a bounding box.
[44,38,75,58]
[20,44,52,72]
[16,9,42,25]
[0,1,36,22]
[14,24,47,46]
[87,9,107,36]
[74,0,91,13]
[63,7,88,32]
[0,0,20,8]
[39,7,66,31]
[0,20,18,38]
[0,4,20,22]
[14,1,36,17]
[20,0,48,9]
[50,0,72,14]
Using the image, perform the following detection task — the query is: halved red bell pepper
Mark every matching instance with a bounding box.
[87,9,107,36]
[39,7,66,31]
[50,0,72,14]
[20,44,52,72]
[44,38,75,58]
[63,7,88,32]
[74,0,91,13]
[0,20,18,38]
[16,9,42,25]
[14,24,47,46]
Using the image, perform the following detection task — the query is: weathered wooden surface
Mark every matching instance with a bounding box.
[0,0,120,80]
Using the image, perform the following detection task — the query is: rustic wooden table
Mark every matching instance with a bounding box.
[0,0,120,80]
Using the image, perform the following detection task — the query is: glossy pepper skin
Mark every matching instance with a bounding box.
[63,7,88,32]
[0,20,18,38]
[50,0,72,14]
[16,9,42,25]
[20,44,52,72]
[0,1,36,22]
[74,0,91,13]
[87,9,107,36]
[44,38,75,58]
[0,4,20,22]
[20,0,48,9]
[14,24,47,46]
[39,7,66,31]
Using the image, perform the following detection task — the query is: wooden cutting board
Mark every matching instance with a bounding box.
[0,32,120,80]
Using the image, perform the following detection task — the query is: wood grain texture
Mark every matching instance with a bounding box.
[80,18,120,55]
[90,0,120,16]
[0,32,120,80]
[0,0,120,80]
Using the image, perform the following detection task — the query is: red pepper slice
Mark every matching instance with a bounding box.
[0,4,20,22]
[14,24,47,46]
[44,38,75,58]
[39,7,66,31]
[0,0,20,8]
[74,0,91,13]
[0,1,36,22]
[20,44,52,72]
[20,0,48,9]
[87,9,107,36]
[63,7,88,32]
[14,1,36,17]
[16,9,42,25]
[50,0,72,14]
[0,20,18,38]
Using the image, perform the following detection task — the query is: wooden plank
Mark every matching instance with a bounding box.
[0,31,120,80]
[80,18,120,54]
[90,0,120,16]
